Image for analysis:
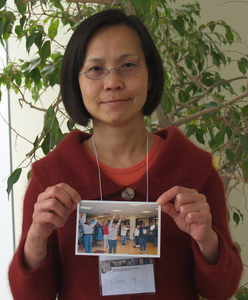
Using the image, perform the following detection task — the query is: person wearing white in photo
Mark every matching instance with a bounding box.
[134,225,140,248]
[82,217,98,253]
[152,224,158,247]
[78,213,84,250]
[108,214,122,254]
[121,224,131,245]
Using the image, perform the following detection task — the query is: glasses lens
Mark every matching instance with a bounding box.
[86,66,106,80]
[118,63,139,77]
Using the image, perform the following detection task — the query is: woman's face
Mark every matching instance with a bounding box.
[78,25,150,127]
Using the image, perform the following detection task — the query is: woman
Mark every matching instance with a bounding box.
[108,214,122,254]
[103,221,109,248]
[95,221,103,246]
[82,217,98,253]
[8,9,242,300]
[78,212,84,250]
[134,225,140,248]
[121,223,131,245]
[139,222,150,254]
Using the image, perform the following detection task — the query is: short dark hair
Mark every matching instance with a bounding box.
[60,9,164,126]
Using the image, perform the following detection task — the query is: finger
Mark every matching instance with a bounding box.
[34,198,67,222]
[57,183,81,204]
[157,186,198,206]
[33,211,65,228]
[38,186,72,209]
[179,202,210,219]
[38,184,80,209]
[174,192,205,212]
[160,201,179,221]
[185,211,212,225]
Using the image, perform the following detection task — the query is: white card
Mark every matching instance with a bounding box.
[99,255,156,296]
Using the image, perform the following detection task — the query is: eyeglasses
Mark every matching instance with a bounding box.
[78,62,148,80]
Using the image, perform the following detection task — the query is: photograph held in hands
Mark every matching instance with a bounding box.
[76,200,161,257]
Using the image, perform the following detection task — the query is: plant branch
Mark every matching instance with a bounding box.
[221,173,248,184]
[1,73,48,112]
[175,76,247,113]
[218,1,248,5]
[0,113,32,144]
[65,0,135,14]
[173,83,248,127]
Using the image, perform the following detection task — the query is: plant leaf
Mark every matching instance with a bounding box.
[240,135,248,154]
[213,156,220,170]
[6,168,22,196]
[160,90,172,114]
[40,40,51,63]
[238,60,246,75]
[196,129,205,145]
[233,212,240,227]
[172,19,185,36]
[215,130,225,146]
[138,0,150,14]
[0,0,7,9]
[225,148,234,163]
[230,110,240,126]
[184,124,197,137]
[48,19,59,39]
[241,105,248,116]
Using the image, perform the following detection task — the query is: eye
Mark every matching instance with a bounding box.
[120,62,136,69]
[87,65,104,72]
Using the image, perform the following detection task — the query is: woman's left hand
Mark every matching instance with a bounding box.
[157,186,219,263]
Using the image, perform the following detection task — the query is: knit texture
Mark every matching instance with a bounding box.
[8,127,243,300]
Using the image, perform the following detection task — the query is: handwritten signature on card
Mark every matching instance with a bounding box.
[110,277,137,286]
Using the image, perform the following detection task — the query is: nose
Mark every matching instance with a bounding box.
[103,68,125,91]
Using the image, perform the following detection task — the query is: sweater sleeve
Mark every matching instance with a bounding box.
[116,219,121,228]
[8,172,59,300]
[91,219,98,228]
[108,219,113,229]
[193,166,243,300]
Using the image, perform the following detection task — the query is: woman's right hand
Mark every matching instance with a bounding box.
[24,183,81,269]
[29,183,81,238]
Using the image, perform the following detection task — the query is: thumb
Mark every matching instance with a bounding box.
[158,201,179,221]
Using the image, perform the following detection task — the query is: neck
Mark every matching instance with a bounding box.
[87,118,155,168]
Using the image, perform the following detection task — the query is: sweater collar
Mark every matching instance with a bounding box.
[35,127,212,202]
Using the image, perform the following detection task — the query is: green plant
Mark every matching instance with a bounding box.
[1,0,247,298]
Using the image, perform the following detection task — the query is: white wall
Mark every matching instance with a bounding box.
[0,44,15,299]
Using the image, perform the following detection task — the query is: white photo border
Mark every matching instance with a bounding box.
[75,200,161,257]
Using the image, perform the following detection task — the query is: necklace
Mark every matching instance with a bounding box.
[92,131,149,202]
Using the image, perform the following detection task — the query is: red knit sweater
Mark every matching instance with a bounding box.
[8,127,243,300]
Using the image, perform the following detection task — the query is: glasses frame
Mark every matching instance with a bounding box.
[78,62,148,80]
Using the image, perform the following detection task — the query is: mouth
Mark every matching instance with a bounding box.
[101,98,131,105]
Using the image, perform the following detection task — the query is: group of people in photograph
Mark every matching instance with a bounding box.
[133,221,158,254]
[78,213,158,255]
[78,213,124,254]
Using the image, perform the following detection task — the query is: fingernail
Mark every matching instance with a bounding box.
[156,198,162,205]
